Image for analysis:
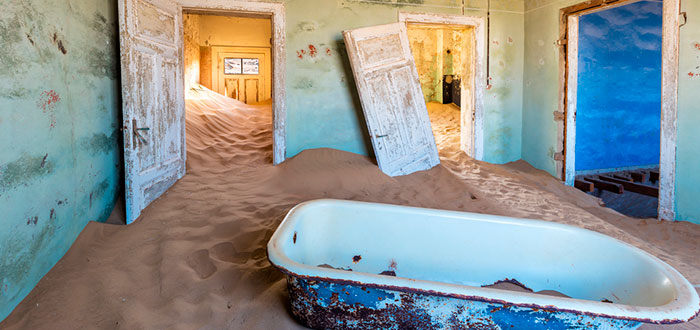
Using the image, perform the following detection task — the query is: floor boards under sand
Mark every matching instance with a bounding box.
[2,95,698,329]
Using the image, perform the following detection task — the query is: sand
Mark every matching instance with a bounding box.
[1,94,698,329]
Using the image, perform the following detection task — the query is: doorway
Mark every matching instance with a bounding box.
[560,0,680,220]
[182,11,274,165]
[400,13,485,160]
[117,0,286,224]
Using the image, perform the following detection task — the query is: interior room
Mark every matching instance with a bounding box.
[183,12,274,167]
[571,1,663,218]
[1,0,699,329]
[406,22,475,155]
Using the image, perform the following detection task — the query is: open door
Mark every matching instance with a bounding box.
[343,23,440,177]
[118,0,186,224]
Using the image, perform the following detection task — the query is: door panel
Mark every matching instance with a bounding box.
[245,79,259,103]
[118,0,186,224]
[212,47,270,104]
[343,23,440,177]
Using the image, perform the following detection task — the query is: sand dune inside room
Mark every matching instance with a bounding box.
[2,84,698,329]
[2,0,700,329]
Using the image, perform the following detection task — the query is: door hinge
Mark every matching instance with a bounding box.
[553,111,565,121]
[553,152,565,161]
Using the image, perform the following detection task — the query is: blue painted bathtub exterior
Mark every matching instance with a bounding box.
[287,277,642,329]
[267,200,700,330]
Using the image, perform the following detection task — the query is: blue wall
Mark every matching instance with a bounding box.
[575,1,662,172]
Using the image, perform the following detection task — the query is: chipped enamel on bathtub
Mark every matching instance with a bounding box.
[267,199,700,329]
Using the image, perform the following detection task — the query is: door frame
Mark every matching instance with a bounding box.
[399,12,486,160]
[559,0,680,220]
[179,0,286,165]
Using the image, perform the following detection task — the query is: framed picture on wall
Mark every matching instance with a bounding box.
[242,58,259,75]
[224,58,242,75]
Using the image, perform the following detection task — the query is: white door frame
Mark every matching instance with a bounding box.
[399,12,486,160]
[179,0,286,165]
[562,0,680,220]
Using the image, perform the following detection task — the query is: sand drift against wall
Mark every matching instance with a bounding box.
[1,87,698,329]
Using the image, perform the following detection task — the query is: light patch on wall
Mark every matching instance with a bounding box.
[183,13,200,89]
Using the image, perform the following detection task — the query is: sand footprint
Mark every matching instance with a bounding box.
[210,241,251,265]
[186,249,218,279]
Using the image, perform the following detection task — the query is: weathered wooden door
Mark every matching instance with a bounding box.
[118,0,186,224]
[343,23,440,177]
[213,47,271,104]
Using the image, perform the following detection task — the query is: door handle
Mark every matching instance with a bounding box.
[375,134,388,138]
[132,119,149,145]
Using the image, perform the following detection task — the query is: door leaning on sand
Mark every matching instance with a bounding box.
[343,23,440,177]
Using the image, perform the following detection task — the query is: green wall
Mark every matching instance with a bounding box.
[522,0,700,224]
[522,0,568,175]
[0,0,121,320]
[676,0,700,223]
[284,0,525,164]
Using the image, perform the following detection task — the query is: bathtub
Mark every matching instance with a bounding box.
[267,199,700,330]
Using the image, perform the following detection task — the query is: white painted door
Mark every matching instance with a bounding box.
[343,23,440,177]
[118,0,186,224]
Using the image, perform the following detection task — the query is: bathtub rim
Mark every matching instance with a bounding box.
[267,199,700,325]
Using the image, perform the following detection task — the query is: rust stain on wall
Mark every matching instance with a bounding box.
[37,90,60,128]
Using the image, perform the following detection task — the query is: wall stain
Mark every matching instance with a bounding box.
[37,90,60,128]
[0,153,54,193]
[0,87,30,99]
[26,216,38,226]
[0,2,54,75]
[80,130,118,156]
[52,32,67,54]
[40,153,48,168]
[0,214,56,303]
[293,77,315,90]
[360,0,425,7]
[308,44,318,57]
[296,21,318,33]
[91,179,110,204]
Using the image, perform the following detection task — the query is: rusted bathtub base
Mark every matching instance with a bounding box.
[287,276,642,330]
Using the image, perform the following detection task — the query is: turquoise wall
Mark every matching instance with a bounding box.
[522,0,567,175]
[523,0,700,224]
[284,0,525,164]
[0,0,121,321]
[676,0,700,223]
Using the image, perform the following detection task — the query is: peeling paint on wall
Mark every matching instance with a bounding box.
[0,0,121,321]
